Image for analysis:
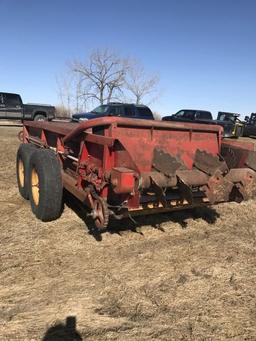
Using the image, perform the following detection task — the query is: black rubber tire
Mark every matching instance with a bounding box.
[34,114,46,121]
[28,149,63,222]
[16,143,37,199]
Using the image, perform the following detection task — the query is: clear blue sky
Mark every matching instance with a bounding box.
[0,0,255,117]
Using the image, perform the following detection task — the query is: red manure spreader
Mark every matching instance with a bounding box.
[17,117,256,231]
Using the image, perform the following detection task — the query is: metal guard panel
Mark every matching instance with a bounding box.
[24,117,223,139]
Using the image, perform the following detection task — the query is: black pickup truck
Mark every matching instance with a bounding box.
[0,92,55,121]
[162,109,243,138]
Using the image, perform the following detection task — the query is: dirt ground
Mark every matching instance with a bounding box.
[0,126,256,341]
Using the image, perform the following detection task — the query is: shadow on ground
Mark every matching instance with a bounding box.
[64,190,220,242]
[42,316,82,341]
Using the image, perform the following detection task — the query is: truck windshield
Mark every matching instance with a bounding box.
[175,110,186,117]
[91,105,108,114]
[218,113,237,122]
[175,110,195,119]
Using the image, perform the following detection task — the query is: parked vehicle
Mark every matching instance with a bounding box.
[0,92,55,121]
[162,109,243,138]
[216,111,244,138]
[17,117,256,231]
[243,113,256,137]
[72,102,154,121]
[162,109,213,123]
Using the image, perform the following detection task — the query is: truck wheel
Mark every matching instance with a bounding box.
[28,149,63,222]
[34,114,46,121]
[16,143,37,199]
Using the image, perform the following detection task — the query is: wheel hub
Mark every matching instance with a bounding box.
[18,159,25,187]
[92,197,109,230]
[31,168,40,205]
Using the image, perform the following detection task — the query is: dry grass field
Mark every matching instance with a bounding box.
[0,126,256,340]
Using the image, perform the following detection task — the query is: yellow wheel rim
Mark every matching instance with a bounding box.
[18,159,25,188]
[31,168,40,205]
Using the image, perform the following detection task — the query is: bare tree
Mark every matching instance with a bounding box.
[56,74,73,114]
[56,73,87,114]
[125,63,159,105]
[74,74,87,112]
[57,49,161,112]
[71,49,130,105]
[55,105,71,118]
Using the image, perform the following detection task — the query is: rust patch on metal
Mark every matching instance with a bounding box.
[226,168,256,200]
[194,150,228,175]
[221,146,244,169]
[150,175,168,208]
[245,151,256,171]
[152,148,185,177]
[201,170,233,204]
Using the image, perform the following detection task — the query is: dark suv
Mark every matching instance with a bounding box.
[72,103,154,121]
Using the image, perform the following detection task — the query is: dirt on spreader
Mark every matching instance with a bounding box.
[0,126,256,341]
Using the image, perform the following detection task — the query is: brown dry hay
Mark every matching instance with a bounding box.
[0,126,256,340]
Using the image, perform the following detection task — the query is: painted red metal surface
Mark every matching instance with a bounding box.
[21,118,256,228]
